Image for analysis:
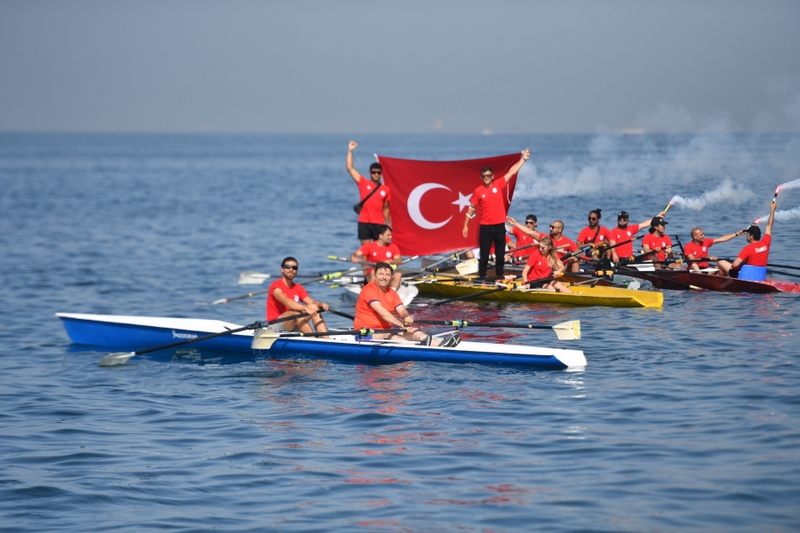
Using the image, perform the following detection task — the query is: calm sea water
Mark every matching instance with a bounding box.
[1,132,799,531]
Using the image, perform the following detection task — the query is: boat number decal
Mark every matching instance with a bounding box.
[172,330,198,340]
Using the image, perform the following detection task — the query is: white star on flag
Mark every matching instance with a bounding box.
[452,191,472,212]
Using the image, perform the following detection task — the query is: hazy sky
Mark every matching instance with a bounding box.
[1,0,798,133]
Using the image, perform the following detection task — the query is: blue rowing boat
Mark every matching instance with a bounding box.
[56,312,586,370]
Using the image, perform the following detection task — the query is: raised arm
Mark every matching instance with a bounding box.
[346,140,361,183]
[501,148,531,183]
[507,216,537,237]
[711,231,740,245]
[765,199,778,237]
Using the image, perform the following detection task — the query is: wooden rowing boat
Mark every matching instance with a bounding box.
[618,266,800,293]
[56,312,587,370]
[414,278,663,308]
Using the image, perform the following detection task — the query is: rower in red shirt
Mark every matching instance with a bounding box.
[718,199,778,280]
[608,210,661,263]
[683,227,739,270]
[266,256,329,333]
[509,214,541,262]
[462,148,531,282]
[521,237,570,293]
[351,224,403,289]
[577,209,612,261]
[641,216,674,266]
[354,262,459,347]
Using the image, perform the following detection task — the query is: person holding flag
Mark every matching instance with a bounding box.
[462,148,531,282]
[347,140,391,244]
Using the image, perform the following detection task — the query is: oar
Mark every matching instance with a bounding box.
[421,248,473,272]
[209,266,363,305]
[415,319,580,340]
[326,308,355,320]
[767,268,800,279]
[768,262,800,271]
[98,312,309,367]
[260,327,406,339]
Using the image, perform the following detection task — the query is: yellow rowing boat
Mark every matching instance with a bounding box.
[414,278,663,308]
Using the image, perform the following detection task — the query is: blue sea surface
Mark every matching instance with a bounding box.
[1,132,799,531]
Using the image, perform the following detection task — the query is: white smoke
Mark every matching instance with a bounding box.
[754,205,800,224]
[669,179,754,211]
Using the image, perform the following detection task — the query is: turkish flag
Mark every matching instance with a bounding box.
[378,153,522,256]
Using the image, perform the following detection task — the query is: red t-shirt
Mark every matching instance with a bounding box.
[737,234,771,266]
[524,247,553,281]
[608,224,641,259]
[358,241,402,263]
[471,178,508,225]
[577,225,612,246]
[266,278,309,320]
[642,233,673,262]
[552,235,578,260]
[511,226,536,258]
[684,237,715,268]
[357,178,390,224]
[354,281,403,329]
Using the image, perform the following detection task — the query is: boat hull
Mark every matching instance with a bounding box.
[619,268,800,293]
[415,280,663,308]
[56,313,586,370]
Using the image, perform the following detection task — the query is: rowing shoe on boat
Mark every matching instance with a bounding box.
[56,312,587,370]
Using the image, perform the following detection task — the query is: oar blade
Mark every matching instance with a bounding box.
[552,320,581,341]
[98,351,137,367]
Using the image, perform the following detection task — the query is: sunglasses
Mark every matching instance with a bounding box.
[481,173,493,178]
[370,170,382,174]
[526,221,536,225]
[282,264,298,270]
[550,225,562,229]
[588,217,598,222]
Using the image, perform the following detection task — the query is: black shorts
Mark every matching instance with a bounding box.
[358,222,385,241]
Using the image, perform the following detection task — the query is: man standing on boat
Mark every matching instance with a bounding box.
[347,140,391,245]
[355,262,459,347]
[717,200,778,280]
[683,227,740,270]
[462,148,531,282]
[350,225,403,289]
[267,257,329,334]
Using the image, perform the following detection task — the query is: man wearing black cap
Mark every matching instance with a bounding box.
[608,210,661,263]
[347,140,391,245]
[641,216,673,265]
[718,200,778,279]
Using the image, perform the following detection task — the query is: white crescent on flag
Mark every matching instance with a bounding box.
[407,183,452,229]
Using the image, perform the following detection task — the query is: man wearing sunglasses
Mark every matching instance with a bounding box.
[267,257,329,334]
[462,148,531,282]
[347,140,391,245]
